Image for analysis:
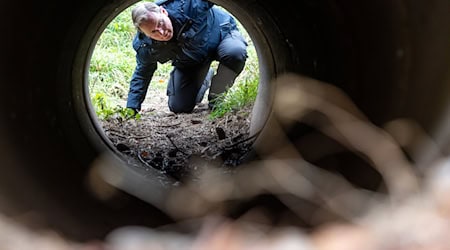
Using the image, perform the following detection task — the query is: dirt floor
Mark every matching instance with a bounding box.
[100,88,255,182]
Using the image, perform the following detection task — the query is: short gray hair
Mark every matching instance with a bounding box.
[131,2,161,30]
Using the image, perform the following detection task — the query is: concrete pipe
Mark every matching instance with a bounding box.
[0,0,449,242]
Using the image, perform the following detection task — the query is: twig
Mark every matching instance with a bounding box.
[156,122,181,128]
[105,129,151,140]
[137,151,155,169]
[129,134,152,140]
[107,131,127,139]
[224,130,260,150]
[166,134,189,155]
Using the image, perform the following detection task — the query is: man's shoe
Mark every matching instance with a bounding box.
[196,68,214,104]
[208,97,218,111]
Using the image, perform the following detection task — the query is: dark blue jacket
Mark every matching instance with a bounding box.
[129,0,239,92]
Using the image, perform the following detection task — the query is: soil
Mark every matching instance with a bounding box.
[100,87,255,182]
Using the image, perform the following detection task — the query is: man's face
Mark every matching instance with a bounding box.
[139,7,173,41]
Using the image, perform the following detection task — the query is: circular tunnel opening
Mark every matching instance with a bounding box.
[71,0,450,238]
[85,1,262,183]
[1,0,450,245]
[73,0,403,237]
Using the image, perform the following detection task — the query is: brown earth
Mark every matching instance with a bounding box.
[100,88,255,181]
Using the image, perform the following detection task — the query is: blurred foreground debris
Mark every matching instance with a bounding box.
[3,74,450,249]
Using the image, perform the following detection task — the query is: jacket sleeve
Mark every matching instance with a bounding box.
[126,34,157,110]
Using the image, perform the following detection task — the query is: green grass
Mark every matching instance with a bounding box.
[89,7,136,107]
[89,2,259,120]
[208,44,259,119]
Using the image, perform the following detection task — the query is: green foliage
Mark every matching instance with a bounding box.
[91,92,141,120]
[89,7,136,103]
[209,38,259,119]
[209,77,259,119]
